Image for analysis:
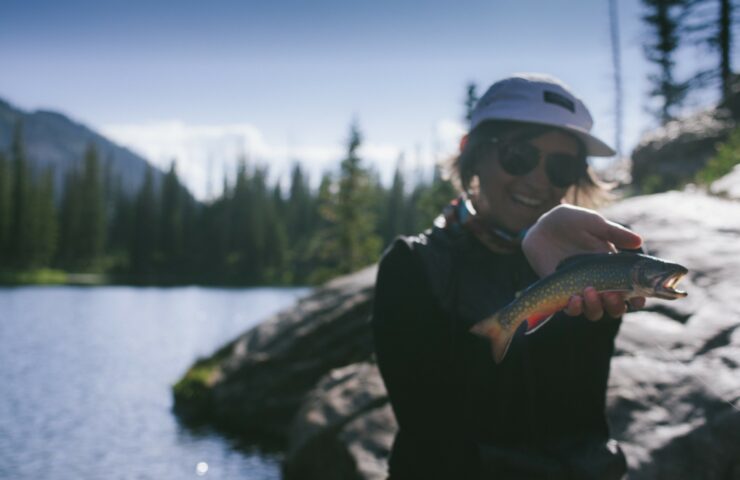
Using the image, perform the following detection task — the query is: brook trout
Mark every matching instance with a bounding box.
[470,252,688,364]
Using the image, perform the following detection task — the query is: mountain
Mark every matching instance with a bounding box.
[0,97,162,198]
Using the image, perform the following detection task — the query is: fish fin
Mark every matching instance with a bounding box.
[524,312,556,335]
[469,314,514,365]
[555,253,612,271]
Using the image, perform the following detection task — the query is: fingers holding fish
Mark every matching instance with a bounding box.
[598,219,643,252]
[562,288,605,320]
[628,296,646,311]
[564,295,583,317]
[582,286,605,321]
[563,289,635,320]
[603,292,628,318]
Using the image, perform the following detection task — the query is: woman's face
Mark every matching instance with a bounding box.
[473,130,579,233]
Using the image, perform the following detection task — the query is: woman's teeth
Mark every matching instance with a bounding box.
[512,193,543,208]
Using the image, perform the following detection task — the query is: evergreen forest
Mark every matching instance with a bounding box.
[0,121,456,285]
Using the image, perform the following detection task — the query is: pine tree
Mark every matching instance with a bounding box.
[0,151,11,263]
[204,175,233,279]
[413,164,456,232]
[642,0,692,123]
[285,163,318,282]
[381,157,407,246]
[465,82,479,123]
[179,191,199,275]
[248,165,270,281]
[107,179,134,270]
[57,168,82,267]
[718,0,733,99]
[305,172,339,283]
[77,144,106,269]
[9,121,33,268]
[683,0,735,100]
[229,158,253,280]
[160,160,184,271]
[334,121,382,274]
[131,166,158,276]
[263,179,289,283]
[291,164,316,235]
[30,168,57,267]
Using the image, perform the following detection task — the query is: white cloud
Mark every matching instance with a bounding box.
[101,119,465,200]
[102,120,269,200]
[435,118,466,153]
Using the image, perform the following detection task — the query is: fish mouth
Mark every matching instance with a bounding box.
[655,270,688,299]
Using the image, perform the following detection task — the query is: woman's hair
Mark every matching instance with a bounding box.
[447,120,613,208]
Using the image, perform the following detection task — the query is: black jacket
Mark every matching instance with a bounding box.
[372,225,626,479]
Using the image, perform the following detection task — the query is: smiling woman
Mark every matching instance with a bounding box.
[372,73,644,479]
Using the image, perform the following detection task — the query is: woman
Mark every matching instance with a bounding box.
[372,74,644,479]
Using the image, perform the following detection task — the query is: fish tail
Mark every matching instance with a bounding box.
[469,314,514,364]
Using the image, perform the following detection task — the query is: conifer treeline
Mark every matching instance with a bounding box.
[0,121,456,285]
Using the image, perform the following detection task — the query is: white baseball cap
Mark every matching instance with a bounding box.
[470,73,615,157]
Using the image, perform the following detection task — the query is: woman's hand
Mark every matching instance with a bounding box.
[521,204,646,319]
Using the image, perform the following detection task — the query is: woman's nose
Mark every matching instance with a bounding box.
[522,156,550,187]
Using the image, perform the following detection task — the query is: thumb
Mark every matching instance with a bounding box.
[602,221,643,250]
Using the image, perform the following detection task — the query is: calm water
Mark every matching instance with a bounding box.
[0,286,310,480]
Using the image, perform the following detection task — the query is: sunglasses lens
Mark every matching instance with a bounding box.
[499,143,539,176]
[546,153,584,188]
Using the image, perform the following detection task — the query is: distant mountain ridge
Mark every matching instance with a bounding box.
[0,97,163,198]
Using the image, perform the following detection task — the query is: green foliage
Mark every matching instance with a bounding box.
[0,268,67,285]
[9,121,33,267]
[2,121,58,269]
[57,144,105,270]
[308,121,383,282]
[0,151,12,259]
[172,358,219,401]
[30,169,57,267]
[639,174,669,194]
[381,159,407,245]
[172,343,233,404]
[131,166,159,275]
[696,126,740,184]
[464,82,479,123]
[412,165,457,232]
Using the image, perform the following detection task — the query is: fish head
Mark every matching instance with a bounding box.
[632,256,689,299]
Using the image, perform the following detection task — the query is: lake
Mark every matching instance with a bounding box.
[0,285,311,480]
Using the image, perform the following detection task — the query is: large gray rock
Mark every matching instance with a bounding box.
[603,191,740,478]
[630,75,740,194]
[284,362,395,480]
[174,190,740,479]
[172,265,378,442]
[631,108,735,193]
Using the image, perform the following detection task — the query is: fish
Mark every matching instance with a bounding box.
[469,252,688,364]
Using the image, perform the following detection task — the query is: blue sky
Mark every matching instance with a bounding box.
[0,0,729,198]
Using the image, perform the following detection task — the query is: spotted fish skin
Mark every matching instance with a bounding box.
[470,252,688,364]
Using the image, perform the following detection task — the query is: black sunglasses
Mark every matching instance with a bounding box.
[485,138,586,188]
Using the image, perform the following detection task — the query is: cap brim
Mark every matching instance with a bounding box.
[517,120,616,157]
[472,117,616,157]
[568,128,616,157]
